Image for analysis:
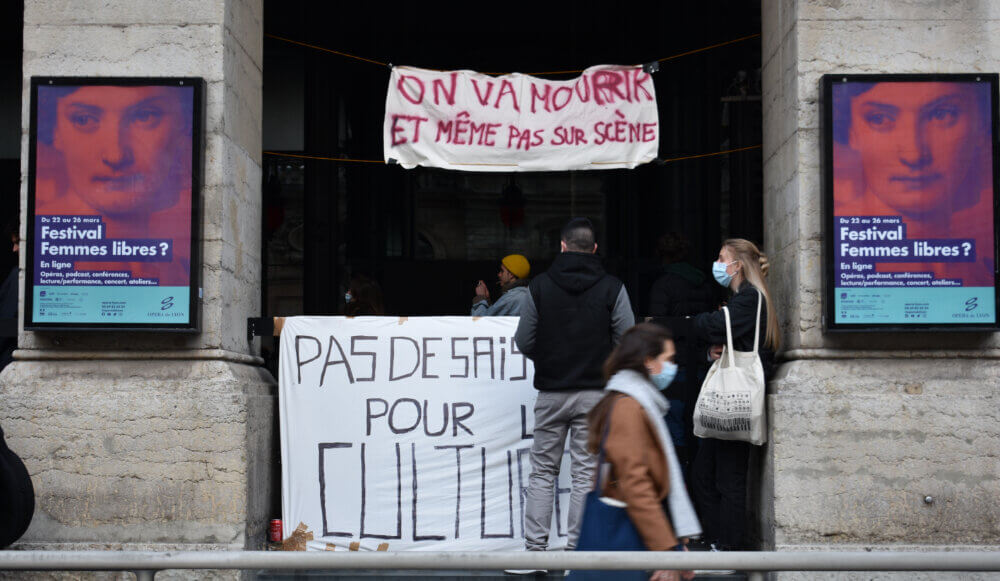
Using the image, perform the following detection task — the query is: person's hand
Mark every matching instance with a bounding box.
[759,253,770,277]
[651,570,689,581]
[475,280,490,301]
[709,345,724,360]
[650,543,694,581]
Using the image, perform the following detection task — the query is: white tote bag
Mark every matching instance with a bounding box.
[693,291,767,445]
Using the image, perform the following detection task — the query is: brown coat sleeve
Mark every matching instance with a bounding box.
[601,395,678,551]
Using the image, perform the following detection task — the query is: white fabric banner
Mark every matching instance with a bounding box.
[383,65,659,172]
[279,316,573,551]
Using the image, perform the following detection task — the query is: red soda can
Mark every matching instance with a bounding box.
[269,519,283,542]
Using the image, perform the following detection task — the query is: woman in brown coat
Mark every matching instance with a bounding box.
[580,323,701,581]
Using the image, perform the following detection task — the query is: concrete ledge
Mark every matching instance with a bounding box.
[764,359,1000,549]
[0,359,276,551]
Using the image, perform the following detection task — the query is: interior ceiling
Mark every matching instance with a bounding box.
[265,2,761,79]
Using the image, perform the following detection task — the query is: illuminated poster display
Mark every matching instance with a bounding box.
[824,74,1000,330]
[26,78,203,330]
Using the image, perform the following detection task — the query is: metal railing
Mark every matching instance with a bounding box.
[2,550,1000,579]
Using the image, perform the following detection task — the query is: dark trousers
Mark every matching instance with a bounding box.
[692,437,749,549]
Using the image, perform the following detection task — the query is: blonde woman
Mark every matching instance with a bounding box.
[691,238,779,551]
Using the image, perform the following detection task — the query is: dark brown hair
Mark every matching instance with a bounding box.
[656,231,691,264]
[588,323,673,454]
[345,274,385,316]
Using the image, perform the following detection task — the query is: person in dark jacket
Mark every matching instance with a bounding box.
[647,233,718,479]
[0,219,32,548]
[511,217,634,568]
[691,238,779,551]
[0,219,18,374]
[648,232,716,319]
[0,423,34,548]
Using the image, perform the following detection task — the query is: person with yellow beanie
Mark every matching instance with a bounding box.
[471,254,531,316]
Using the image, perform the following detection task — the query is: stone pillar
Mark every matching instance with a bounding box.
[762,1,1000,578]
[1,0,274,554]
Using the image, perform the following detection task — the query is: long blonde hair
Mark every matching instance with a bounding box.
[723,238,780,350]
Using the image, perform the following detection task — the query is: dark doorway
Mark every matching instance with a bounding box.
[0,0,23,278]
[261,2,762,321]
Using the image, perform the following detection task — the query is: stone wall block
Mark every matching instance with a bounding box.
[24,25,225,80]
[762,0,782,64]
[1,360,274,545]
[201,185,228,243]
[199,264,226,348]
[797,129,820,174]
[779,42,799,147]
[25,0,224,25]
[761,56,784,160]
[772,394,1000,544]
[204,79,228,145]
[226,0,264,68]
[770,360,1000,546]
[779,0,798,42]
[17,327,201,352]
[223,64,262,160]
[775,571,1000,581]
[799,0,998,23]
[219,263,256,350]
[202,127,231,192]
[799,20,990,74]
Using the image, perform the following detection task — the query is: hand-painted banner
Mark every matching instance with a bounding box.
[279,316,573,551]
[383,65,659,172]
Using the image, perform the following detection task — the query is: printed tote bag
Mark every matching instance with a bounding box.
[693,291,767,445]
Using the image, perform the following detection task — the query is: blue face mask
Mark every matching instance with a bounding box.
[345,292,353,302]
[650,361,678,390]
[712,261,733,287]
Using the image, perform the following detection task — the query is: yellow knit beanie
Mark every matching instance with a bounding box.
[501,254,530,279]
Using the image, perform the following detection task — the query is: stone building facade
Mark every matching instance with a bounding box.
[0,1,997,579]
[2,0,276,556]
[762,1,1000,578]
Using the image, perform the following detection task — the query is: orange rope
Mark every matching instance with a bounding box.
[264,32,761,76]
[263,151,385,164]
[658,144,762,164]
[264,34,390,68]
[657,33,761,64]
[263,145,762,167]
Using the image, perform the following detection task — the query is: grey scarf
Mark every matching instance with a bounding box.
[604,369,702,539]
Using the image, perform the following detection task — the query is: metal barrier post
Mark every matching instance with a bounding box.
[747,571,766,581]
[133,571,156,581]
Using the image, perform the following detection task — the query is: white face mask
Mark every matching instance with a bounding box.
[345,292,353,302]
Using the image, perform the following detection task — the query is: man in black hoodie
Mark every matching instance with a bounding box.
[512,217,634,562]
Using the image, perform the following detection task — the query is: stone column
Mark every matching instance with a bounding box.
[762,1,999,578]
[1,0,274,554]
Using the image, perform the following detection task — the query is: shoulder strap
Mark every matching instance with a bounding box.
[592,396,618,492]
[722,307,736,367]
[753,289,762,354]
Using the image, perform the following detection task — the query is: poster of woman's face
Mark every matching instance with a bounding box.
[833,81,992,220]
[27,79,201,330]
[825,75,999,330]
[36,84,193,221]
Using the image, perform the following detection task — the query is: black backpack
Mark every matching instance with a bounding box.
[0,423,34,547]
